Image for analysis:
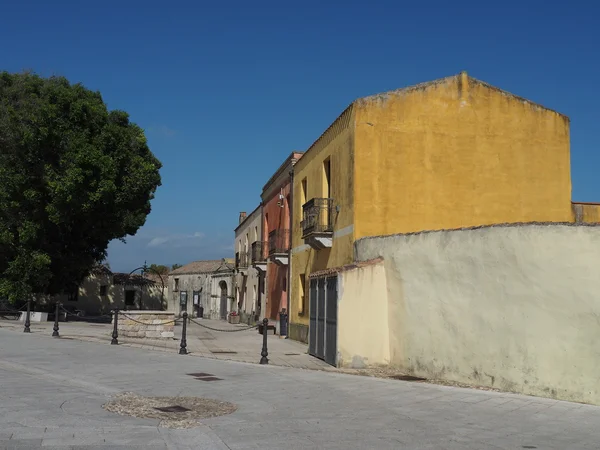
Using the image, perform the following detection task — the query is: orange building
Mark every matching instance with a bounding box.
[257,152,303,329]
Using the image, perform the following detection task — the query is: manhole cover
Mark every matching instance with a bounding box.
[195,377,222,382]
[103,392,237,429]
[187,372,213,377]
[154,405,191,413]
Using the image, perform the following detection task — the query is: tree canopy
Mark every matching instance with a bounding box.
[147,264,170,275]
[0,71,162,302]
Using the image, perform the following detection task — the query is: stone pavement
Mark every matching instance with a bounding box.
[2,328,600,449]
[0,317,333,371]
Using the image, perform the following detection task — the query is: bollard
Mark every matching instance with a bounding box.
[111,309,119,345]
[23,299,31,333]
[179,312,188,355]
[52,302,60,337]
[260,317,269,365]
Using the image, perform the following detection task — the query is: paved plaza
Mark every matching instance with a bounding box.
[1,328,600,449]
[0,317,333,371]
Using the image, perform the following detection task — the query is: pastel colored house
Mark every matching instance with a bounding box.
[258,151,303,331]
[234,207,264,323]
[289,71,600,360]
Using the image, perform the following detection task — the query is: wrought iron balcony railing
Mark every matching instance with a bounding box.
[268,229,290,255]
[251,241,267,264]
[235,251,249,269]
[301,198,334,237]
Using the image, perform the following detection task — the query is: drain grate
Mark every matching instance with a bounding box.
[196,377,222,382]
[154,405,191,413]
[284,353,301,356]
[389,375,427,382]
[187,373,213,377]
[210,350,237,354]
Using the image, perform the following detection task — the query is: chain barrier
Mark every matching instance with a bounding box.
[119,312,181,326]
[59,305,113,322]
[188,317,258,333]
[0,303,28,313]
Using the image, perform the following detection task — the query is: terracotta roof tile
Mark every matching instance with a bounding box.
[169,259,234,275]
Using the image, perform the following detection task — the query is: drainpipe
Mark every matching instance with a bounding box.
[286,167,294,339]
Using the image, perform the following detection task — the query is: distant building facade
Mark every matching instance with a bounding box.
[234,207,264,323]
[168,259,235,320]
[53,266,166,315]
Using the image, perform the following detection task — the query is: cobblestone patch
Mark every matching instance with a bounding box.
[102,392,237,429]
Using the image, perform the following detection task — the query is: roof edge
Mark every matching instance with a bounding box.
[261,151,304,194]
[234,204,262,233]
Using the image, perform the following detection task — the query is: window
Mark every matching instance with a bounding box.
[125,290,135,306]
[68,291,78,302]
[299,274,306,315]
[99,285,107,296]
[323,158,331,198]
[254,226,258,243]
[174,278,179,292]
[179,291,188,306]
[301,178,307,204]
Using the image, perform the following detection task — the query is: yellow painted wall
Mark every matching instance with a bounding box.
[353,73,572,238]
[572,202,600,224]
[290,106,356,334]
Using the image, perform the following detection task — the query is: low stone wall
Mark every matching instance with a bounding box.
[117,311,175,339]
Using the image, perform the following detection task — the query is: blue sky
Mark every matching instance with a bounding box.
[1,0,599,272]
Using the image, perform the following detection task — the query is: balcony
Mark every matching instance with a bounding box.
[301,198,334,250]
[235,251,249,272]
[251,241,267,272]
[268,229,290,266]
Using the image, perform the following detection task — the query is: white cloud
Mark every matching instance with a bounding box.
[147,232,205,248]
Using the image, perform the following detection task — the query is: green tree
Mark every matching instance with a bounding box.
[0,71,162,302]
[147,264,170,275]
[171,264,182,271]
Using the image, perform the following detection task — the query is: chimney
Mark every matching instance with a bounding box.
[239,212,247,224]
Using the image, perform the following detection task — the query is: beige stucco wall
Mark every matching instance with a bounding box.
[168,271,235,320]
[355,223,600,405]
[337,261,390,368]
[234,206,263,317]
[55,274,165,315]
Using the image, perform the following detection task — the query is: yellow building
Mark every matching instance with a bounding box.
[289,71,597,344]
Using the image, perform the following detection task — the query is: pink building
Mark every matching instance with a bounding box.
[258,152,303,329]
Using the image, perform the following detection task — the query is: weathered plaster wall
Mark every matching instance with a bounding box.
[290,107,356,340]
[262,169,292,322]
[353,72,572,238]
[337,260,390,368]
[168,272,234,320]
[57,274,165,315]
[355,223,600,405]
[572,202,600,224]
[234,207,262,317]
